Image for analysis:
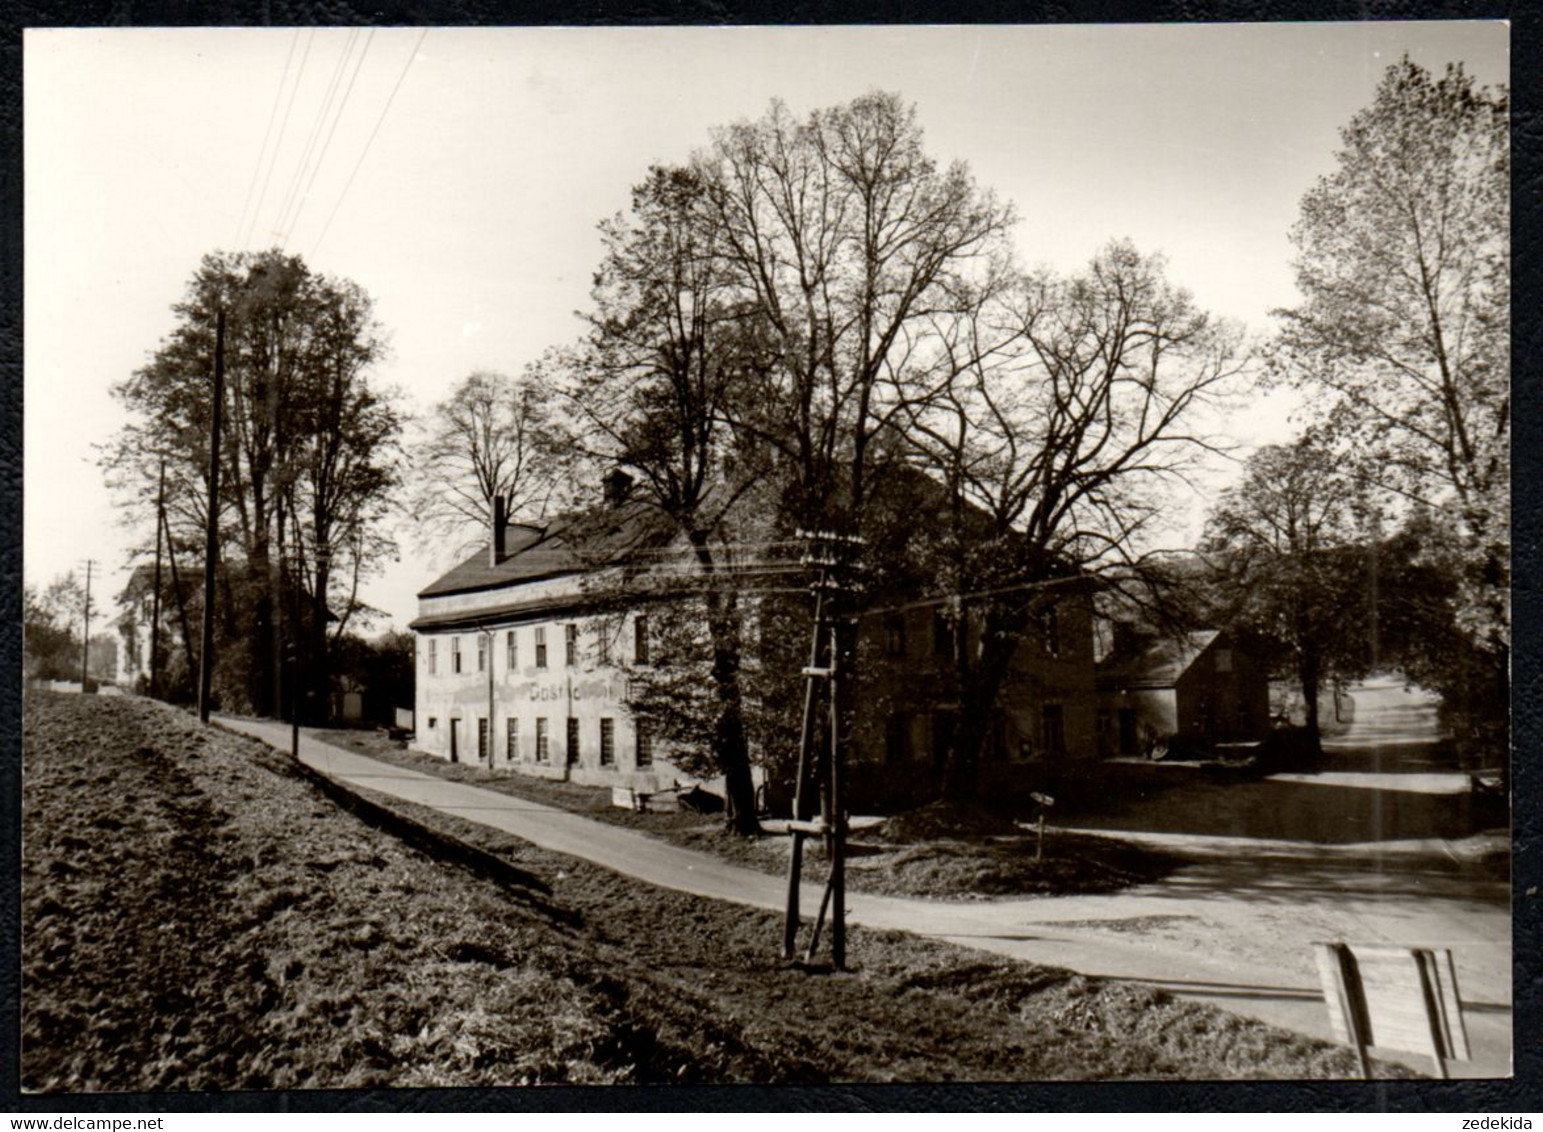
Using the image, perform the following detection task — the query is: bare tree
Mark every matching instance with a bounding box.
[409,370,560,559]
[905,241,1246,798]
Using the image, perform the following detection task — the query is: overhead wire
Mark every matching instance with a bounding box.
[243,27,314,252]
[270,28,359,250]
[233,30,300,252]
[312,27,429,257]
[284,28,375,249]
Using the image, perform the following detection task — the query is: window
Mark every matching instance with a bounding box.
[535,717,549,762]
[427,638,437,676]
[452,636,462,674]
[506,629,517,671]
[600,718,615,766]
[1040,607,1061,657]
[596,623,611,666]
[635,725,653,767]
[1042,704,1066,755]
[535,626,547,668]
[566,717,580,766]
[428,716,437,729]
[932,611,953,658]
[885,713,910,764]
[565,623,578,666]
[506,717,518,762]
[884,613,907,657]
[477,717,489,761]
[1214,648,1233,673]
[634,615,650,665]
[476,633,487,673]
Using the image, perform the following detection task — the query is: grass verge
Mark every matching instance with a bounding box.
[23,693,1408,1090]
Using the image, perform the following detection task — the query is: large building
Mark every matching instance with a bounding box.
[409,492,690,791]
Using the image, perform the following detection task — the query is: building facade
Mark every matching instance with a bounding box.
[410,501,687,791]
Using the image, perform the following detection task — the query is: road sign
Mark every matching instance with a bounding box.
[1314,941,1470,1078]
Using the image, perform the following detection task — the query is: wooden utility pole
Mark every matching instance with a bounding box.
[148,459,166,699]
[782,529,861,970]
[197,309,226,724]
[80,559,94,692]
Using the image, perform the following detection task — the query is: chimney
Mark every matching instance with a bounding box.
[602,468,634,509]
[490,495,508,566]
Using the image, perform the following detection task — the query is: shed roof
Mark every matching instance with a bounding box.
[1096,629,1221,690]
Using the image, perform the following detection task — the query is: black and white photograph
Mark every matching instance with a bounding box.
[19,21,1512,1095]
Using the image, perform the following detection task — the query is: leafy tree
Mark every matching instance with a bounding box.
[1272,58,1509,749]
[1199,438,1369,749]
[556,164,770,833]
[408,370,561,559]
[23,578,81,681]
[105,250,402,719]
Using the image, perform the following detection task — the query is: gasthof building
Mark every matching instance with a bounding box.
[409,493,685,791]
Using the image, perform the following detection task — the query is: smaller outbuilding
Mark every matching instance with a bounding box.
[1094,627,1270,758]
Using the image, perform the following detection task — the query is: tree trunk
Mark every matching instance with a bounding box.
[697,563,759,835]
[1299,645,1323,754]
[939,604,1026,804]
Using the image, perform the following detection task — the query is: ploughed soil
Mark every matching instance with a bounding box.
[23,693,1404,1091]
[318,731,1178,900]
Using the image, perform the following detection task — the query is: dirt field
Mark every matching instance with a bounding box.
[318,731,1178,900]
[22,692,1400,1091]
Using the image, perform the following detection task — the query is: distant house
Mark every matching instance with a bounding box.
[1094,628,1270,757]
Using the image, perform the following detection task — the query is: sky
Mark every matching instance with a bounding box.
[24,21,1510,635]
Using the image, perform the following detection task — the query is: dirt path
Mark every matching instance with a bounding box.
[220,714,1512,1079]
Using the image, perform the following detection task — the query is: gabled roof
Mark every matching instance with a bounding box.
[1096,629,1222,690]
[415,502,672,601]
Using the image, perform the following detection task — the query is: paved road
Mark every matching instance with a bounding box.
[219,710,1511,1079]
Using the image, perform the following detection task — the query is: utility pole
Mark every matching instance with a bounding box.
[80,559,94,693]
[197,309,226,724]
[149,459,166,699]
[782,529,862,970]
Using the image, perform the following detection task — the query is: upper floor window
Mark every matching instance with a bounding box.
[565,623,578,666]
[932,611,953,658]
[884,613,907,657]
[476,633,487,673]
[427,638,437,676]
[452,636,462,674]
[634,615,650,665]
[535,626,548,668]
[1214,648,1233,673]
[596,623,611,666]
[506,629,517,670]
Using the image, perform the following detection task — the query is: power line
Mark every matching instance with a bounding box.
[244,28,315,252]
[273,28,361,249]
[312,28,428,257]
[233,30,300,252]
[284,29,374,249]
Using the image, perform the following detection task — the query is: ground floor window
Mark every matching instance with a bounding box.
[566,717,580,766]
[506,717,518,762]
[636,726,653,767]
[477,717,489,761]
[600,718,615,766]
[885,712,910,764]
[536,717,549,762]
[1042,703,1065,755]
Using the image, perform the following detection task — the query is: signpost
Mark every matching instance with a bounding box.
[1314,942,1471,1078]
